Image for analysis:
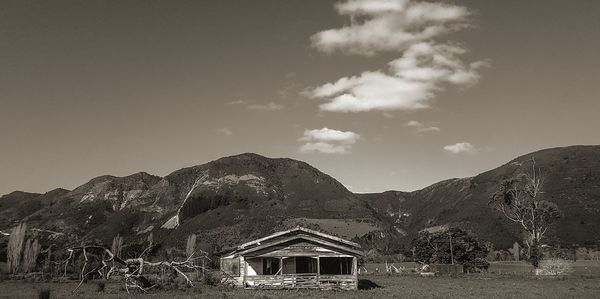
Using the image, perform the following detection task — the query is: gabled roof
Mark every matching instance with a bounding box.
[222,226,363,257]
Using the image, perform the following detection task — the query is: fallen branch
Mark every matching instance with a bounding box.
[64,246,210,293]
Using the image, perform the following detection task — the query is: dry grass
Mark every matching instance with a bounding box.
[1,273,599,299]
[363,260,600,276]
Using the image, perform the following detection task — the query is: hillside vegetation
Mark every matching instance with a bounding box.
[1,146,599,256]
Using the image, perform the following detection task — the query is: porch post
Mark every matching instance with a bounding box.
[316,256,320,285]
[352,257,358,290]
[242,257,246,288]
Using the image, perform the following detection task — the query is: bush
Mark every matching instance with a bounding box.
[463,257,490,273]
[8,223,27,274]
[173,276,191,289]
[537,258,573,276]
[96,280,106,292]
[38,288,50,299]
[411,227,489,270]
[202,271,221,286]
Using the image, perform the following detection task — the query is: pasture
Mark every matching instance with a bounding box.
[1,262,600,298]
[362,260,600,276]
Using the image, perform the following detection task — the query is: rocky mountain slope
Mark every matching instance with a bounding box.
[360,145,600,249]
[1,146,599,254]
[0,153,377,251]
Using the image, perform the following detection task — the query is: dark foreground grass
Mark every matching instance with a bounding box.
[1,274,599,299]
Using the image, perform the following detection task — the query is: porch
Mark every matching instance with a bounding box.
[244,273,356,290]
[243,256,357,290]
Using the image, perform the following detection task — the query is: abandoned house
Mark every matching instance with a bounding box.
[220,226,363,290]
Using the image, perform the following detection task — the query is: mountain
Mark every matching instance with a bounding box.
[0,153,378,252]
[1,146,599,256]
[360,145,600,249]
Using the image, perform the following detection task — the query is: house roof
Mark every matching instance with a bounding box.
[221,226,363,257]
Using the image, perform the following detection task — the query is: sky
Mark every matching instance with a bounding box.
[1,0,599,195]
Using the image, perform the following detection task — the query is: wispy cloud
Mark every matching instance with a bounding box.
[405,120,440,134]
[215,127,233,136]
[298,127,361,154]
[443,142,475,154]
[309,0,486,113]
[227,99,247,105]
[228,100,284,111]
[247,102,284,111]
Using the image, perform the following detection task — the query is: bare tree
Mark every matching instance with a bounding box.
[7,223,27,274]
[489,159,561,267]
[64,245,209,293]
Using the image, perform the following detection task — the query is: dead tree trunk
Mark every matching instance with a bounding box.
[64,245,210,293]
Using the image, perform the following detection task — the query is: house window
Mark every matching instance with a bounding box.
[295,257,318,273]
[220,257,240,276]
[262,257,280,275]
[319,257,353,275]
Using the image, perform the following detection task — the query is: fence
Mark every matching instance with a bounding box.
[244,273,356,290]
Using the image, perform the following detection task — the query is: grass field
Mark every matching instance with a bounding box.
[363,260,600,276]
[1,270,600,298]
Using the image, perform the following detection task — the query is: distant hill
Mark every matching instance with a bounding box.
[1,146,599,255]
[360,145,600,249]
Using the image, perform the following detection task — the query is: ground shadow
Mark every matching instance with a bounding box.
[358,279,382,290]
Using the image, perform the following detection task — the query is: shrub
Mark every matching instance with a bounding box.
[186,234,197,257]
[8,223,27,274]
[538,258,573,276]
[174,276,191,289]
[411,227,489,271]
[463,257,490,273]
[202,271,221,286]
[96,280,106,292]
[38,288,50,299]
[23,238,41,273]
[193,282,205,294]
[111,235,123,257]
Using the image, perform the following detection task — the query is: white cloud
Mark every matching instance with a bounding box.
[298,127,361,154]
[312,0,470,56]
[215,128,233,136]
[405,120,423,127]
[247,102,284,111]
[311,42,487,113]
[300,127,361,144]
[309,0,486,113]
[443,142,474,154]
[405,120,440,134]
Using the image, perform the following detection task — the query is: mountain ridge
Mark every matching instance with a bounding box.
[1,145,599,256]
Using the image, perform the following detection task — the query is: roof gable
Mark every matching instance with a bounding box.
[223,227,363,257]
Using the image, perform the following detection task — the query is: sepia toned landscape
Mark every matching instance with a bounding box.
[1,0,599,298]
